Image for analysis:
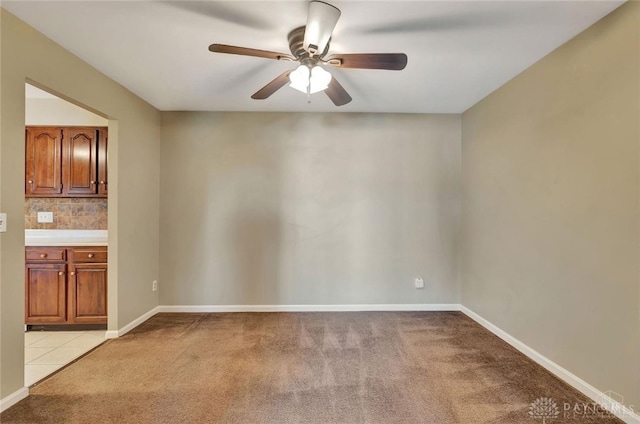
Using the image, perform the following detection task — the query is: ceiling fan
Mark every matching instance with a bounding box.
[209,1,408,106]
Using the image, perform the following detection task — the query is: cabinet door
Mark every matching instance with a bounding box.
[98,129,108,197]
[69,263,107,324]
[64,128,98,196]
[25,263,67,324]
[25,127,63,196]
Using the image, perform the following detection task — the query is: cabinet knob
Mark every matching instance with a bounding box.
[40,253,47,258]
[99,181,105,184]
[58,271,64,276]
[70,272,75,276]
[88,253,94,258]
[28,180,33,184]
[90,181,96,185]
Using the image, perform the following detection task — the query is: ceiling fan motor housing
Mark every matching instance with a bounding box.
[289,26,330,62]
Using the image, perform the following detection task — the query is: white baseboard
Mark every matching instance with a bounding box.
[104,304,460,339]
[460,306,640,424]
[157,304,462,313]
[105,306,160,339]
[104,330,119,339]
[0,387,29,413]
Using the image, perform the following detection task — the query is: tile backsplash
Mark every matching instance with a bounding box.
[25,198,107,230]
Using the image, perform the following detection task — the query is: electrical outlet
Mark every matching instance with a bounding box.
[152,280,158,291]
[0,213,6,232]
[37,211,53,223]
[415,277,425,289]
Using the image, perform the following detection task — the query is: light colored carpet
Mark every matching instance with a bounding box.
[1,312,623,423]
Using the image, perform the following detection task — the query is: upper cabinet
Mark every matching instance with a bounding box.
[25,127,64,196]
[97,129,108,197]
[64,128,99,196]
[26,126,108,198]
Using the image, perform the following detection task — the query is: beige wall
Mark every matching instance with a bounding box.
[26,97,108,126]
[0,9,161,399]
[462,1,640,408]
[160,112,461,306]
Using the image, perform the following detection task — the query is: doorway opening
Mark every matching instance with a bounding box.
[24,83,110,386]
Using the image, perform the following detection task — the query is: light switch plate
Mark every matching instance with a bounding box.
[0,213,6,232]
[37,211,53,223]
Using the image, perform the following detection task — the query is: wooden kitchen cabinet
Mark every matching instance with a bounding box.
[68,248,108,323]
[25,262,67,324]
[64,128,99,196]
[25,247,66,262]
[25,127,64,196]
[25,246,107,326]
[98,130,108,196]
[25,126,108,198]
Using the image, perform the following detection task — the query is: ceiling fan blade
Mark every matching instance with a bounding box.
[209,44,294,61]
[325,77,352,106]
[304,1,341,55]
[327,53,408,70]
[251,70,293,100]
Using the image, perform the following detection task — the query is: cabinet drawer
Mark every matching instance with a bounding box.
[26,248,66,262]
[71,248,107,263]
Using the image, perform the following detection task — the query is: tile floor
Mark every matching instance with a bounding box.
[24,330,106,386]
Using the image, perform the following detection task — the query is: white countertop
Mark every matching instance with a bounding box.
[25,230,108,246]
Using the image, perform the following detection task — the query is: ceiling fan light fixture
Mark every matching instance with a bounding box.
[310,65,332,92]
[303,1,341,56]
[289,65,332,94]
[289,65,310,92]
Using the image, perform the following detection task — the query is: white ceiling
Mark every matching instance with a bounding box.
[4,1,624,113]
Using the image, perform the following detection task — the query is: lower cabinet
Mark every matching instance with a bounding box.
[25,246,107,326]
[25,262,67,324]
[69,249,108,323]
